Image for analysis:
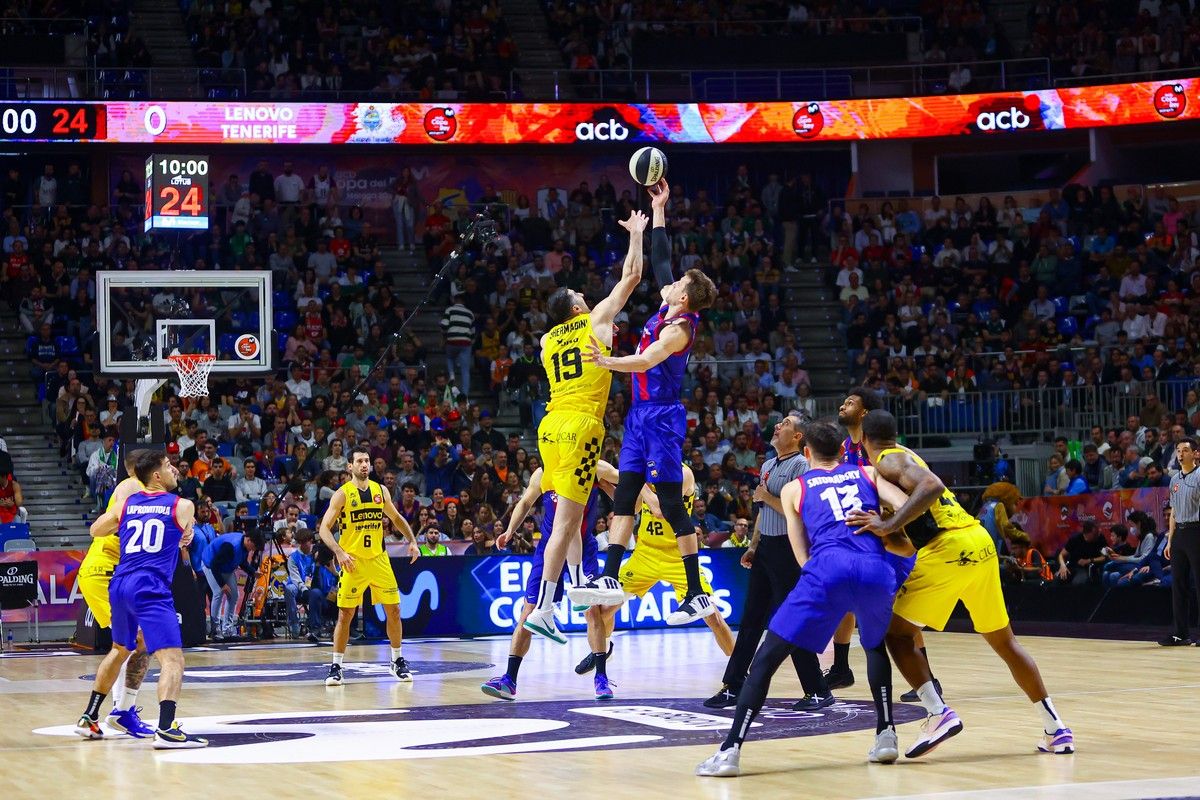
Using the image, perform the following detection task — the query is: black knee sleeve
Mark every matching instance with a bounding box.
[654,482,693,538]
[612,471,646,517]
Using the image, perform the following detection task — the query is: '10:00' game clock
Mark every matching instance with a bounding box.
[144,155,210,232]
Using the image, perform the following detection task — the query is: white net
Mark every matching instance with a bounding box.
[169,353,216,398]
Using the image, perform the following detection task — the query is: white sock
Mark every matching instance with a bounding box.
[567,562,584,586]
[916,681,947,716]
[390,646,402,661]
[111,661,127,710]
[1036,697,1064,735]
[332,652,344,666]
[121,688,139,711]
[536,580,558,612]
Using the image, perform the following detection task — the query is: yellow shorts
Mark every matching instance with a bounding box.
[621,545,714,601]
[537,410,605,506]
[78,564,115,629]
[336,553,400,608]
[892,524,1009,634]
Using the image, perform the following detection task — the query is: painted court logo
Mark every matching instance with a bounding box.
[36,699,922,764]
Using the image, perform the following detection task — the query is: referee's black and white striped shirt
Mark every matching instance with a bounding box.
[441,303,475,347]
[758,451,810,537]
[1169,467,1200,524]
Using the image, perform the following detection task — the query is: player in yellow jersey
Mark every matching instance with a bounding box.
[523,209,649,644]
[848,410,1074,758]
[588,464,735,663]
[318,445,419,686]
[74,451,161,739]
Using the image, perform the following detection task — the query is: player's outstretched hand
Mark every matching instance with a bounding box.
[408,541,419,564]
[496,531,512,549]
[337,550,357,572]
[618,209,649,233]
[846,509,890,537]
[582,336,608,368]
[648,178,669,209]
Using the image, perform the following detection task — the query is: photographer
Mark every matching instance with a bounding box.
[285,529,322,640]
[424,442,458,497]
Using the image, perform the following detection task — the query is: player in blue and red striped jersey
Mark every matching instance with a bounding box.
[75,449,208,750]
[697,420,917,777]
[570,180,719,626]
[834,388,943,701]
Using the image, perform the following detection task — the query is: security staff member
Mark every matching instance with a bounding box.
[1162,436,1200,646]
[703,410,833,710]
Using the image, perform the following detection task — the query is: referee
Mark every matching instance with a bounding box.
[1162,436,1200,646]
[703,410,833,710]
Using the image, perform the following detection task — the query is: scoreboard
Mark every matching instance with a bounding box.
[144,155,209,232]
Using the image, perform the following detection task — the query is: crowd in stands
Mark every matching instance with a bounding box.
[181,0,516,99]
[831,184,1200,445]
[1026,0,1200,81]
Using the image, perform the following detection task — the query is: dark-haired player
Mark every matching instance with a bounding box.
[697,421,916,776]
[849,409,1073,757]
[77,449,207,748]
[832,389,942,702]
[523,210,648,645]
[572,181,719,625]
[319,445,419,686]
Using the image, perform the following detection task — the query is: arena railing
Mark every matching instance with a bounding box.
[608,15,924,38]
[0,66,247,100]
[1053,66,1200,88]
[512,58,1051,102]
[784,381,1191,442]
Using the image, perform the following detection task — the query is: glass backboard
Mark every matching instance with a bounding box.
[96,270,272,376]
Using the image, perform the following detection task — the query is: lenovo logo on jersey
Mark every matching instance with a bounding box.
[975,107,1031,131]
[575,119,629,141]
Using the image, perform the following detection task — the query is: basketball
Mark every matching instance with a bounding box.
[628,146,668,186]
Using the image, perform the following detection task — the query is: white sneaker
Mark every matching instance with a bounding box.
[905,707,963,758]
[869,728,899,763]
[567,576,626,607]
[696,746,741,777]
[522,607,567,644]
[665,593,717,625]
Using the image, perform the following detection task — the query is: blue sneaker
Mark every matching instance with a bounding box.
[594,674,615,701]
[481,675,517,701]
[105,707,155,739]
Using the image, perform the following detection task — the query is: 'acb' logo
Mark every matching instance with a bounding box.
[975,106,1031,132]
[424,107,457,141]
[575,119,629,141]
[1153,83,1187,119]
[791,102,824,139]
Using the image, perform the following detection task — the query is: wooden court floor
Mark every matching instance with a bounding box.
[1,629,1197,800]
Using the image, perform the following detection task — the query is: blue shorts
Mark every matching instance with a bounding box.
[524,531,600,606]
[109,574,181,654]
[619,403,686,483]
[768,548,914,652]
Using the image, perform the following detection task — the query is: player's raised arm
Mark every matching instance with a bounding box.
[779,480,810,567]
[585,320,689,374]
[647,178,676,294]
[589,210,648,339]
[499,467,544,548]
[318,487,354,571]
[381,490,419,563]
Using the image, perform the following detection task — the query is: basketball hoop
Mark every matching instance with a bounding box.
[168,353,216,398]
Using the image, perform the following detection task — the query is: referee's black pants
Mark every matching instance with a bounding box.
[721,535,822,693]
[1171,523,1200,639]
